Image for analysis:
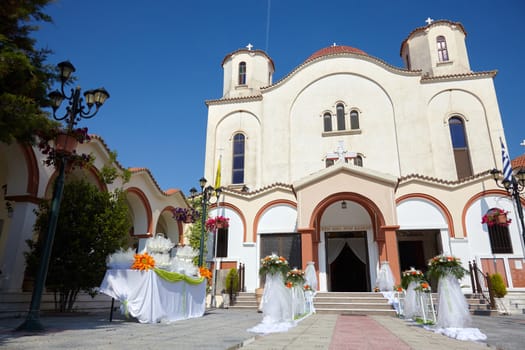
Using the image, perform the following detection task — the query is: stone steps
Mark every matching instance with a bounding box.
[229,291,496,317]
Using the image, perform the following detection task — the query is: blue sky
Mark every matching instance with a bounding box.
[34,0,525,194]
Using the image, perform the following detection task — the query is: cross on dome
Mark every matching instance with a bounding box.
[246,43,253,50]
[425,17,434,25]
[332,42,337,47]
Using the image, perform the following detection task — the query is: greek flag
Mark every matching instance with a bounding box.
[501,139,513,183]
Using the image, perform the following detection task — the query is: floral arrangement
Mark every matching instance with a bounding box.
[415,281,431,293]
[172,207,200,223]
[401,267,425,289]
[427,255,468,280]
[131,252,155,270]
[37,127,93,170]
[482,208,511,226]
[303,284,314,292]
[199,266,212,281]
[205,216,230,231]
[394,285,404,293]
[259,253,290,276]
[285,268,305,287]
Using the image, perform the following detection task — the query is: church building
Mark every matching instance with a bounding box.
[203,19,525,293]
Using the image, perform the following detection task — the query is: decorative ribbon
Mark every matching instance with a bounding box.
[153,268,205,285]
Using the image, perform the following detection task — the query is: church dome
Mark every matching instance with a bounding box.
[307,45,367,61]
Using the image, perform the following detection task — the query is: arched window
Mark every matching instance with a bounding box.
[437,36,449,62]
[323,113,332,132]
[350,110,359,130]
[336,104,345,131]
[353,155,363,167]
[238,62,247,85]
[485,208,513,254]
[232,133,245,184]
[448,116,472,179]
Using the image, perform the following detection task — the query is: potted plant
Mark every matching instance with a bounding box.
[172,207,199,223]
[205,216,229,231]
[37,126,93,171]
[482,208,511,227]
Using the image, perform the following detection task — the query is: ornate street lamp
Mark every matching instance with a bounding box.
[189,178,221,267]
[490,168,525,247]
[17,61,109,332]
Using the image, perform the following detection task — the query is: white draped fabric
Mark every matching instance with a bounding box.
[248,272,295,334]
[436,274,472,328]
[403,281,420,320]
[427,274,487,342]
[99,269,206,323]
[375,261,395,291]
[304,262,318,292]
[327,238,366,265]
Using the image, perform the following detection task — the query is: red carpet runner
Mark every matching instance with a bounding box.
[329,315,411,350]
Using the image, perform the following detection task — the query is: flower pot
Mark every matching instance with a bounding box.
[55,133,78,154]
[497,214,508,225]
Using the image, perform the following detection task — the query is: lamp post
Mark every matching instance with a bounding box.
[490,168,525,248]
[17,61,109,332]
[189,177,220,267]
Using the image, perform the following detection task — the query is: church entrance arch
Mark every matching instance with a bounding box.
[326,231,370,291]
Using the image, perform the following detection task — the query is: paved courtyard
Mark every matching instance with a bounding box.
[0,309,524,349]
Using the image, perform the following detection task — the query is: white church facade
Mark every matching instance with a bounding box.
[203,19,525,293]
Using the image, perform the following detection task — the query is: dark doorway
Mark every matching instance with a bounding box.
[330,243,368,291]
[398,241,425,272]
[326,231,369,292]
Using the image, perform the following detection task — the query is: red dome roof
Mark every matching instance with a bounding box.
[307,45,367,61]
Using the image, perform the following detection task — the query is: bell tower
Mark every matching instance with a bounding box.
[221,44,275,99]
[401,19,471,77]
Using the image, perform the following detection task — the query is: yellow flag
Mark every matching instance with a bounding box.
[214,156,221,189]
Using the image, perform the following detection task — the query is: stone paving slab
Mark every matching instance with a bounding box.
[0,309,524,349]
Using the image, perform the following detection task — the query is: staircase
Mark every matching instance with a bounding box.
[501,292,525,315]
[230,291,495,317]
[231,291,396,316]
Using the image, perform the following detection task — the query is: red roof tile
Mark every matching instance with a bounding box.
[512,154,525,169]
[307,45,367,61]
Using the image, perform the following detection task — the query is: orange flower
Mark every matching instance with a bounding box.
[286,282,293,288]
[421,282,429,289]
[199,266,212,280]
[131,253,155,270]
[279,257,286,262]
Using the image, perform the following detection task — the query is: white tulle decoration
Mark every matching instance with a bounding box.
[425,274,487,343]
[146,235,175,254]
[376,261,395,291]
[248,272,295,334]
[403,281,419,320]
[106,248,135,269]
[150,253,171,270]
[436,274,471,328]
[169,259,198,277]
[172,245,198,262]
[304,261,318,292]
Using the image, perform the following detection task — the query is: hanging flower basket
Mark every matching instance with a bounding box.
[482,208,511,227]
[205,216,229,231]
[171,207,200,223]
[55,133,79,154]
